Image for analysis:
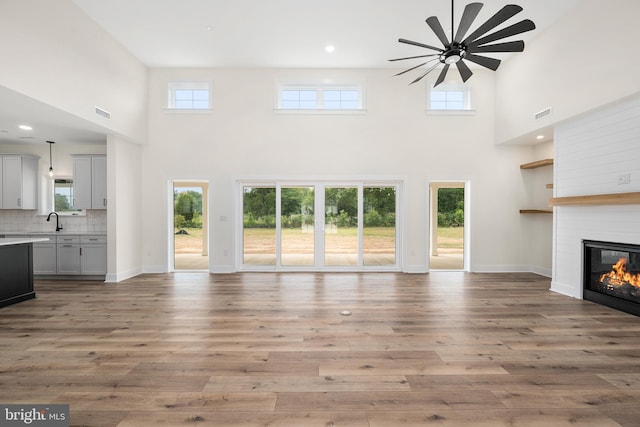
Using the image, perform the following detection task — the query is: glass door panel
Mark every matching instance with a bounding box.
[324,187,358,266]
[243,186,276,265]
[281,187,315,266]
[363,187,396,266]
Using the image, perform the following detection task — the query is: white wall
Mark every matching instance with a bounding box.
[0,0,148,143]
[106,136,142,282]
[494,0,640,145]
[142,67,538,273]
[552,95,640,298]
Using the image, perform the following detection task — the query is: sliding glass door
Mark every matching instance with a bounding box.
[324,187,358,266]
[241,182,400,270]
[281,186,315,266]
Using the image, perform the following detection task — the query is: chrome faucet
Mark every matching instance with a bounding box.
[46,212,63,232]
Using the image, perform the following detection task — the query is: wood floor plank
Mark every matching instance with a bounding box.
[275,390,503,411]
[0,272,638,426]
[367,408,624,427]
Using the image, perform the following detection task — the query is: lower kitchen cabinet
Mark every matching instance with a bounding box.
[31,234,106,277]
[33,235,57,275]
[80,235,107,274]
[57,236,81,274]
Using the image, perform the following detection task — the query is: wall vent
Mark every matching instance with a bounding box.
[95,106,111,119]
[535,107,552,120]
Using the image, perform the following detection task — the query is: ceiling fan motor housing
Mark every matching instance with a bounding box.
[440,43,466,64]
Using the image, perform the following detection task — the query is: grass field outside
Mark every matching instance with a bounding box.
[437,226,464,249]
[175,226,463,255]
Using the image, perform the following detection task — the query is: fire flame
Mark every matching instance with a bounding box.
[599,258,640,288]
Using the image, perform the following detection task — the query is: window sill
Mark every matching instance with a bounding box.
[163,108,214,114]
[274,109,367,115]
[426,109,476,116]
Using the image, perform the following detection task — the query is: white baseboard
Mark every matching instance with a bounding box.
[211,266,236,274]
[105,267,143,283]
[551,280,581,299]
[531,266,552,278]
[403,265,429,274]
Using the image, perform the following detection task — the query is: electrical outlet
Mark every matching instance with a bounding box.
[617,173,631,185]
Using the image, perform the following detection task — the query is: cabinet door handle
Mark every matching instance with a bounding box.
[17,197,21,207]
[80,248,83,256]
[103,198,107,207]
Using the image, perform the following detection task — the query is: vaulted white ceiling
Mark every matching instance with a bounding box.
[1,1,583,146]
[72,0,582,68]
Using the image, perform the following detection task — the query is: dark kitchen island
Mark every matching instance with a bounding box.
[0,237,48,308]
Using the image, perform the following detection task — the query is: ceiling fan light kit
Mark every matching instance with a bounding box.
[390,0,536,86]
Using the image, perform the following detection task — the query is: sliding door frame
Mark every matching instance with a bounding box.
[236,178,404,272]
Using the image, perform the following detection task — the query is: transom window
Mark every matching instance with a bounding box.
[429,84,472,111]
[167,82,211,109]
[277,84,364,111]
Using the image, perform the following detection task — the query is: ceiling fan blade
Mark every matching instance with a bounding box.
[393,59,438,77]
[462,4,523,45]
[388,53,440,62]
[426,16,450,47]
[467,40,525,54]
[469,20,536,47]
[454,2,483,42]
[434,64,450,87]
[410,62,442,85]
[398,38,444,53]
[456,60,473,82]
[464,53,501,71]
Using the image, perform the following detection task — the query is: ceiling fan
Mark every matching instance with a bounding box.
[390,0,536,86]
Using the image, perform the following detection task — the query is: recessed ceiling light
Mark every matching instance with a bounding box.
[536,135,545,140]
[206,25,213,31]
[19,125,33,131]
[325,45,335,53]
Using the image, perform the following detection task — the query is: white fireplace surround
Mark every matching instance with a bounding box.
[551,94,640,299]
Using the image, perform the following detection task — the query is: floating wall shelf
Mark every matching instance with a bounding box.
[520,159,554,169]
[549,192,640,207]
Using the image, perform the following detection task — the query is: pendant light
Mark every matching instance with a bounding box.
[46,140,55,177]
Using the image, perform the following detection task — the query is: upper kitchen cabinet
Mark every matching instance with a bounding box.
[0,155,39,210]
[72,155,107,210]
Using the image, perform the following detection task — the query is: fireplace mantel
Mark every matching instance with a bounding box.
[549,192,640,207]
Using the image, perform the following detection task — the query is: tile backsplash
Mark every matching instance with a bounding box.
[0,210,107,233]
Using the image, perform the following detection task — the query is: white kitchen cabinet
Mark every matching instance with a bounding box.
[91,156,107,209]
[72,155,107,210]
[49,234,107,277]
[80,235,107,275]
[57,235,81,275]
[0,155,39,210]
[33,235,57,275]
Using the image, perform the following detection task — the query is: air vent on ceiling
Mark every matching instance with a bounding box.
[535,107,552,120]
[95,106,111,119]
[18,136,35,140]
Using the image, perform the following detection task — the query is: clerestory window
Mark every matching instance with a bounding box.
[167,82,211,110]
[428,83,473,112]
[277,84,364,112]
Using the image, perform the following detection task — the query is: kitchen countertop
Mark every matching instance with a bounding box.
[0,231,106,236]
[0,237,50,247]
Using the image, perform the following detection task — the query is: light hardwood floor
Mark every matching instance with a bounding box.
[1,272,640,426]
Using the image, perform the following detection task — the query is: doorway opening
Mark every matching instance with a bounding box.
[429,182,469,271]
[172,181,209,271]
